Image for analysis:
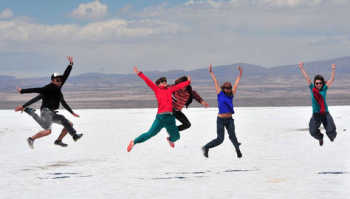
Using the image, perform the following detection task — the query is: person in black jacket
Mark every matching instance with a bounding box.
[15,56,83,149]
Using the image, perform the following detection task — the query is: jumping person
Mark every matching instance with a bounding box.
[298,62,336,146]
[15,93,78,148]
[202,63,243,158]
[15,56,83,149]
[127,67,191,152]
[172,76,209,132]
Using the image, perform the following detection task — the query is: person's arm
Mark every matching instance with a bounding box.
[232,66,243,95]
[209,63,221,94]
[192,90,209,108]
[15,94,42,113]
[299,62,312,86]
[61,56,74,85]
[169,77,191,93]
[326,63,335,88]
[60,93,80,117]
[17,85,51,94]
[133,66,159,92]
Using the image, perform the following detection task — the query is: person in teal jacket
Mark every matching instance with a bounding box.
[299,62,337,146]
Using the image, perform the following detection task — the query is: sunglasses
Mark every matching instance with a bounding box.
[223,87,232,90]
[315,82,323,85]
[54,79,62,83]
[159,79,167,83]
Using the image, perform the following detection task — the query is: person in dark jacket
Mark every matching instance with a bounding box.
[172,76,209,132]
[15,56,83,149]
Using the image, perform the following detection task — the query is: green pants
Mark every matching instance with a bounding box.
[134,114,180,144]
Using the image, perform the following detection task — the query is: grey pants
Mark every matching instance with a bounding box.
[29,108,77,136]
[309,112,337,141]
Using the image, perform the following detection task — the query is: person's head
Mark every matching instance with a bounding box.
[155,77,167,87]
[314,75,325,90]
[51,72,63,87]
[175,76,189,91]
[221,82,232,95]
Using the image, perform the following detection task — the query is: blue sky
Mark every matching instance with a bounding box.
[1,0,350,77]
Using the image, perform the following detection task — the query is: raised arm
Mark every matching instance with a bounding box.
[134,66,158,91]
[209,63,221,94]
[61,56,74,85]
[232,66,243,95]
[326,63,335,88]
[298,62,312,86]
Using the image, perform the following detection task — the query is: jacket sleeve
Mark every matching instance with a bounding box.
[20,85,52,94]
[60,93,74,114]
[169,81,190,93]
[61,64,72,86]
[192,90,204,103]
[22,94,43,108]
[138,72,159,92]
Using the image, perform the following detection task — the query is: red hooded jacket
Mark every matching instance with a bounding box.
[138,72,190,114]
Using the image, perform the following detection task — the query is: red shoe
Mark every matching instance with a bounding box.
[167,137,175,148]
[127,140,134,152]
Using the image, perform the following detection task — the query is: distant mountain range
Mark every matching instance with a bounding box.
[1,56,349,109]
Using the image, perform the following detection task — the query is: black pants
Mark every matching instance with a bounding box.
[309,112,337,141]
[172,109,191,131]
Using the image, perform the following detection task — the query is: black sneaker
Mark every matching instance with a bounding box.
[54,140,68,147]
[73,134,83,142]
[319,139,324,146]
[23,107,35,115]
[27,137,34,149]
[236,148,242,158]
[202,146,209,158]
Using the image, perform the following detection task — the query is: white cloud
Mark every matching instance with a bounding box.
[0,9,13,19]
[68,0,108,20]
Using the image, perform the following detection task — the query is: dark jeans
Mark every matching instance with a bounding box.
[173,109,191,131]
[309,112,337,141]
[204,117,241,149]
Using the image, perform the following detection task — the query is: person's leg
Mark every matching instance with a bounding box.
[226,117,242,158]
[31,129,52,140]
[323,112,337,141]
[226,118,241,148]
[309,113,324,145]
[29,108,54,130]
[204,117,225,149]
[134,115,164,144]
[164,114,180,142]
[173,109,191,131]
[52,114,77,136]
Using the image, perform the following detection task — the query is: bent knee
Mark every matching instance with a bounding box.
[45,130,52,135]
[69,121,74,126]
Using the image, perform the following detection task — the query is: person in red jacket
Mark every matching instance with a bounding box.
[127,66,191,152]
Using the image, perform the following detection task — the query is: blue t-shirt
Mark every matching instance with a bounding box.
[309,83,328,113]
[217,91,234,114]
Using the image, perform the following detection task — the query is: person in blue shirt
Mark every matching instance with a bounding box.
[202,63,243,158]
[299,62,336,146]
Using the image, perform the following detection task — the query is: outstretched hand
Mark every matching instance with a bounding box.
[187,76,191,82]
[16,86,21,94]
[72,113,80,117]
[332,63,336,69]
[238,66,243,74]
[299,62,304,69]
[15,105,24,113]
[67,56,74,65]
[133,66,139,74]
[208,63,213,73]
